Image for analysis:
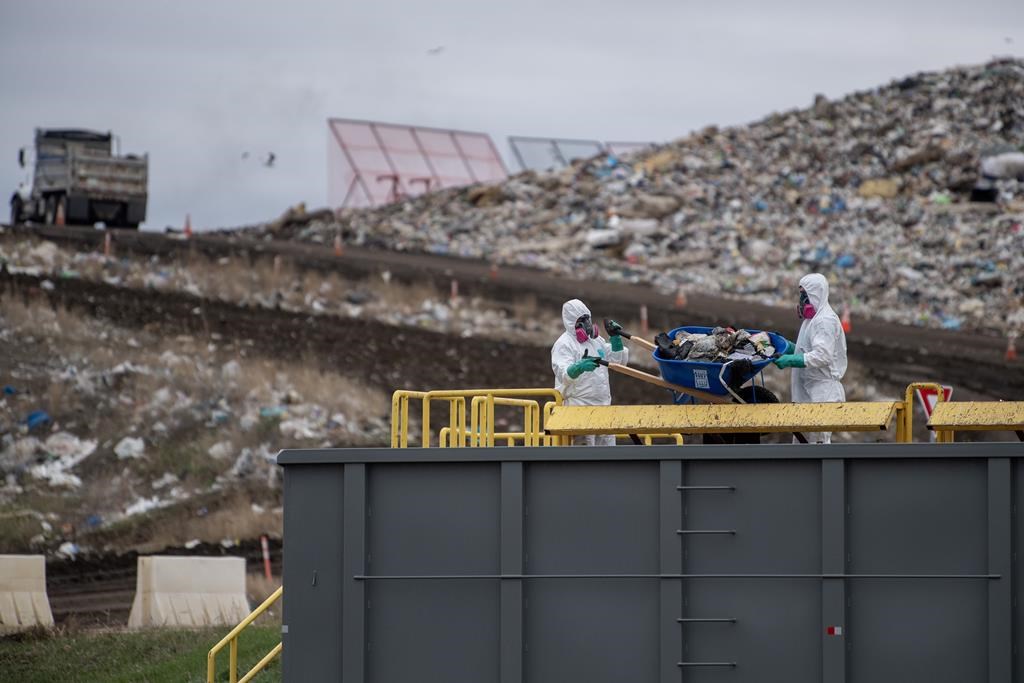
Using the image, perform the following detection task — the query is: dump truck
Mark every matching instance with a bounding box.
[9,128,148,229]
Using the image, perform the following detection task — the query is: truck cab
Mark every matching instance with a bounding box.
[10,128,148,229]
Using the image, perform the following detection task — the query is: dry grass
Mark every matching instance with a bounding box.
[92,490,283,555]
[246,573,282,608]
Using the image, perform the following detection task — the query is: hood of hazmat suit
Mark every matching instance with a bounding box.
[792,274,847,406]
[551,299,628,406]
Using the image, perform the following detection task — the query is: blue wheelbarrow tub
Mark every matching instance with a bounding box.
[652,326,789,397]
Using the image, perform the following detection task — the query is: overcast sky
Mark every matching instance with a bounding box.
[1,1,1020,231]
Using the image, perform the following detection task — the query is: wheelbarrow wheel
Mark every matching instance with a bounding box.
[702,385,779,444]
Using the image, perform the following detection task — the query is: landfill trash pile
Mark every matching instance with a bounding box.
[655,327,776,363]
[238,59,1024,337]
[0,236,559,343]
[0,296,389,554]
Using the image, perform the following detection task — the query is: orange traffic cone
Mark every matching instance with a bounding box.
[841,304,852,334]
[333,234,344,257]
[55,200,65,226]
[184,214,193,238]
[1007,335,1018,362]
[674,288,688,309]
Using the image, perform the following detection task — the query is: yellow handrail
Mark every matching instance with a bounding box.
[398,385,956,447]
[207,586,283,683]
[392,388,562,448]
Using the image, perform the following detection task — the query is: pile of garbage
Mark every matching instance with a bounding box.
[0,300,388,552]
[239,58,1024,337]
[655,327,776,363]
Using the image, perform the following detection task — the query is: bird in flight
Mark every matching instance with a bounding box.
[427,45,444,56]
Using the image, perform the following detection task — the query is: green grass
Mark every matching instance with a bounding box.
[0,624,281,683]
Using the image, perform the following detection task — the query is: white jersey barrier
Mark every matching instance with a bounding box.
[128,555,249,628]
[0,555,54,633]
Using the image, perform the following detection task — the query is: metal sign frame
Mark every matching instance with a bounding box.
[328,118,508,209]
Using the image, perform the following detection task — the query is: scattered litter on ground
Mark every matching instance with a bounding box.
[114,436,145,460]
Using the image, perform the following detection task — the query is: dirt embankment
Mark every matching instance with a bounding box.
[0,270,668,405]
[4,223,1020,399]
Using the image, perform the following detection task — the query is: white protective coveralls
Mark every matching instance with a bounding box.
[792,274,847,444]
[551,299,629,446]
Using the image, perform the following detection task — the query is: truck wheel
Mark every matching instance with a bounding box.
[43,197,56,225]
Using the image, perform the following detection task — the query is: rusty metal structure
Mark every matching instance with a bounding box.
[327,119,507,209]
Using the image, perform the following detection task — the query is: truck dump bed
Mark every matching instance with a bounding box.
[34,129,147,202]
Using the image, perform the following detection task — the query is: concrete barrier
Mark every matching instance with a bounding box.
[127,556,250,628]
[0,555,54,633]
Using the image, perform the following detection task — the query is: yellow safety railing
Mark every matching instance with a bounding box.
[902,383,953,443]
[207,586,283,683]
[395,383,965,447]
[438,428,685,447]
[391,389,564,448]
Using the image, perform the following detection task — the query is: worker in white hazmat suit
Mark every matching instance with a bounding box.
[551,299,629,446]
[773,273,847,443]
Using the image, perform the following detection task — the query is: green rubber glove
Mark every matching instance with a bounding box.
[610,334,624,352]
[783,340,796,355]
[774,353,805,369]
[567,357,599,379]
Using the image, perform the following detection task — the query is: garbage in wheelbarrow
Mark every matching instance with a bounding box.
[604,319,789,403]
[654,326,789,400]
[602,320,799,443]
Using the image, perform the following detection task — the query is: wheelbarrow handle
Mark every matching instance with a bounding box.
[603,319,632,339]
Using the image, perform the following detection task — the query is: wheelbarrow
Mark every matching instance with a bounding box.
[597,321,794,442]
[601,321,788,405]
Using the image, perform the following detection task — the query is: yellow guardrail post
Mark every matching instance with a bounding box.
[894,403,906,443]
[903,383,949,444]
[207,586,283,683]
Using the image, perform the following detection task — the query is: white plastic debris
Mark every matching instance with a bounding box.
[27,432,97,488]
[279,418,323,440]
[221,360,242,381]
[208,441,234,460]
[124,495,170,517]
[152,472,179,490]
[114,436,146,460]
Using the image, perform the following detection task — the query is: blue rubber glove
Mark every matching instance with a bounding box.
[783,340,796,355]
[774,353,805,369]
[610,334,624,352]
[567,357,599,379]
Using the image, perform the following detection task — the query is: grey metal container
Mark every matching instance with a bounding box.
[277,443,1023,683]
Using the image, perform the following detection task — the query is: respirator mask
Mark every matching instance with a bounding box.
[575,314,597,343]
[797,288,817,320]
